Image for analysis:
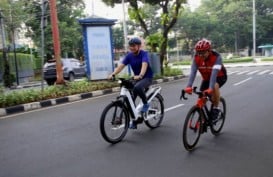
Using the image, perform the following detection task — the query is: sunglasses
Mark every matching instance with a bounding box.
[197,51,208,56]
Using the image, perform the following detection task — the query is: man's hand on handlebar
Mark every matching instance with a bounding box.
[184,87,193,94]
[133,75,143,80]
[108,74,115,80]
[203,88,213,96]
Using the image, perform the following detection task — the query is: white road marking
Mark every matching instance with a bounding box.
[165,104,185,112]
[236,71,249,75]
[228,71,238,75]
[258,70,271,75]
[247,70,260,75]
[233,77,252,86]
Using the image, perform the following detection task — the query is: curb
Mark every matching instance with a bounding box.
[0,76,185,118]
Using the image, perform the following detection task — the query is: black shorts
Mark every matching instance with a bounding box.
[200,75,227,91]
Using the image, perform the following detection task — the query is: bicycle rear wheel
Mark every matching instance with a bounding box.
[182,106,203,151]
[144,94,164,129]
[100,102,129,144]
[210,97,226,135]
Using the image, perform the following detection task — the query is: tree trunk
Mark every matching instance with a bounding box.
[159,36,168,75]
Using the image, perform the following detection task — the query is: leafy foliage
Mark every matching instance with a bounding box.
[101,0,187,75]
[0,69,184,108]
[21,0,86,58]
[0,80,119,108]
[176,0,273,53]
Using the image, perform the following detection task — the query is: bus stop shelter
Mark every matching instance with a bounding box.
[258,44,273,57]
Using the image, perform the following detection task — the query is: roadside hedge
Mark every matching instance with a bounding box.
[0,80,119,108]
[0,67,183,108]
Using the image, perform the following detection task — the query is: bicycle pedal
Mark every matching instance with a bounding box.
[148,110,156,114]
[141,112,147,118]
[135,117,144,124]
[201,125,207,133]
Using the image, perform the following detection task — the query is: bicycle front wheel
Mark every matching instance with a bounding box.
[100,102,129,144]
[182,106,203,151]
[144,94,164,129]
[210,97,226,135]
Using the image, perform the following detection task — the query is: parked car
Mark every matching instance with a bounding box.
[43,58,86,85]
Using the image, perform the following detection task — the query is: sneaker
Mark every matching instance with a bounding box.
[135,117,144,124]
[211,108,220,123]
[141,103,150,113]
[129,121,137,129]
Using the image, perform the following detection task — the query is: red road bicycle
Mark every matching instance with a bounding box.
[180,87,226,151]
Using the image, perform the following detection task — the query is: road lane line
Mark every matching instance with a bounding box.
[228,71,238,75]
[236,71,249,75]
[258,70,271,75]
[233,77,252,86]
[165,104,185,112]
[247,70,260,75]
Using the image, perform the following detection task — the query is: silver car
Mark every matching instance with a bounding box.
[43,58,86,85]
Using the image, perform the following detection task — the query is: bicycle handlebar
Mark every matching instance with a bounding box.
[111,74,116,81]
[180,89,188,100]
[180,86,210,100]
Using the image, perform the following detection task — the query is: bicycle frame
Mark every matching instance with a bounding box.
[119,85,162,121]
[181,87,212,122]
[196,95,212,121]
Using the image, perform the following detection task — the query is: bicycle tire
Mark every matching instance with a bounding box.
[210,97,226,135]
[182,106,203,151]
[100,102,129,144]
[144,94,164,129]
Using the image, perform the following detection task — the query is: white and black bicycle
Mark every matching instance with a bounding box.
[100,77,164,144]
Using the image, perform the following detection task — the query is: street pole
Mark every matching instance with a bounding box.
[41,0,46,91]
[252,0,256,61]
[9,2,19,86]
[12,28,19,86]
[0,9,10,87]
[122,0,128,52]
[48,0,64,84]
[0,9,7,51]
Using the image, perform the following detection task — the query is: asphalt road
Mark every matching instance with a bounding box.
[0,66,273,177]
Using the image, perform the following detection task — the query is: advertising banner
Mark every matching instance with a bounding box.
[86,26,113,80]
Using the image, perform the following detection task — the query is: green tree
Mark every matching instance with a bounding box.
[174,0,273,55]
[0,0,25,45]
[255,0,273,46]
[0,0,25,87]
[102,0,186,74]
[22,0,86,58]
[112,25,124,51]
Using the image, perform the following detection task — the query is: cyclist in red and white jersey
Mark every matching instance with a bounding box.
[184,38,227,121]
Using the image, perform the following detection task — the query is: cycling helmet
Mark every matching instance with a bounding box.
[128,37,142,46]
[195,38,211,51]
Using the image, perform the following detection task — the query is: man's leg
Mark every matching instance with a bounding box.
[130,78,152,129]
[212,75,227,107]
[133,78,152,104]
[212,83,220,107]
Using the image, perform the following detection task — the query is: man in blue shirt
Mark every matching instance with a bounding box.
[108,37,153,128]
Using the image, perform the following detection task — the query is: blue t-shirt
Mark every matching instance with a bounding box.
[122,50,153,78]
